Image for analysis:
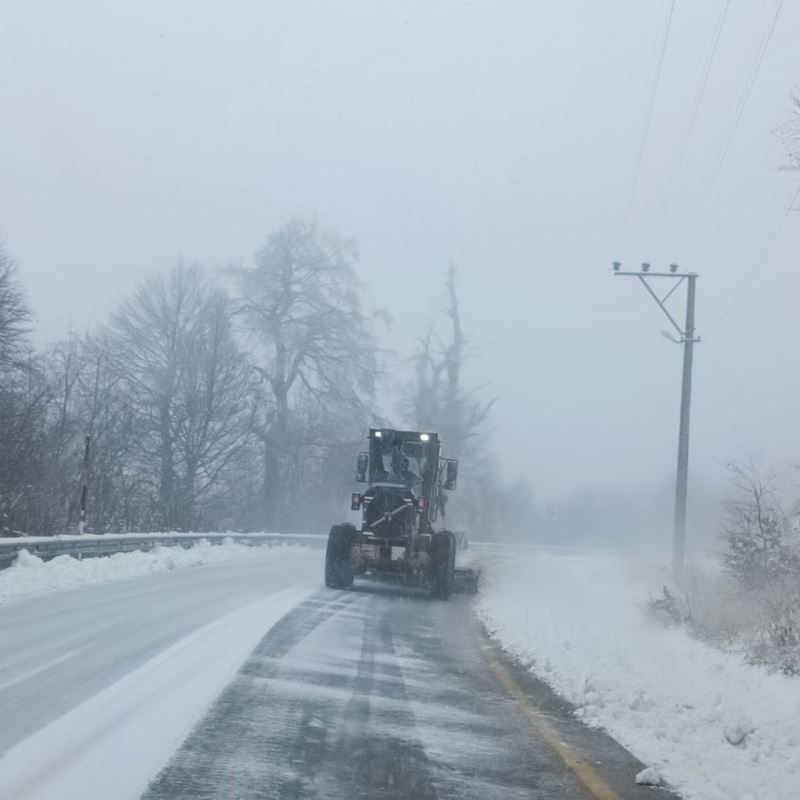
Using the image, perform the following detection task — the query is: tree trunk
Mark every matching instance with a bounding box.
[159,400,175,530]
[261,384,289,529]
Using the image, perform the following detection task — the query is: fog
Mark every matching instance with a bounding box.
[1,1,799,535]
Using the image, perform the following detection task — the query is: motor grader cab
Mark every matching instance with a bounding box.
[324,428,479,598]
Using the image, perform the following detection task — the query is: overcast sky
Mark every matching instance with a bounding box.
[1,0,799,511]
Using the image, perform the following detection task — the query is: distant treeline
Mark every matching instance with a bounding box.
[0,217,497,537]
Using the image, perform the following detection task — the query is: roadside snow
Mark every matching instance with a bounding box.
[634,766,661,786]
[477,550,800,800]
[0,539,296,606]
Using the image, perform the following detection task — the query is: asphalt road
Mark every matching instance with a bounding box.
[143,580,678,800]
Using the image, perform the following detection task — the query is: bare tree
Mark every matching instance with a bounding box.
[721,455,795,588]
[0,362,50,535]
[779,91,800,172]
[403,266,497,535]
[232,217,382,527]
[71,331,148,532]
[35,334,86,534]
[173,286,256,528]
[0,243,31,371]
[0,245,40,535]
[405,265,494,459]
[110,263,254,530]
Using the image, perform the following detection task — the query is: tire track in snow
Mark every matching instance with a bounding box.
[141,590,362,799]
[325,607,438,799]
[140,581,676,800]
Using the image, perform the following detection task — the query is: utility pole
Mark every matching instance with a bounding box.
[674,274,696,579]
[612,262,699,578]
[78,434,91,535]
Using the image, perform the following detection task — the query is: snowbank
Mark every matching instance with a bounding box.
[477,550,800,800]
[0,539,302,606]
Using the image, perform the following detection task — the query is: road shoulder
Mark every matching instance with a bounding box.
[477,617,680,799]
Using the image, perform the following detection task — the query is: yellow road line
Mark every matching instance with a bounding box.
[483,632,621,800]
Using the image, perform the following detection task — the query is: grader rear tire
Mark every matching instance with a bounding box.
[430,530,456,600]
[325,524,355,589]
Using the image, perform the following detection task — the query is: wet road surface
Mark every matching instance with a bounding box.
[143,581,678,799]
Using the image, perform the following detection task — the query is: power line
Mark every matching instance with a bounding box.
[647,0,730,251]
[682,0,785,247]
[701,182,800,336]
[617,0,677,233]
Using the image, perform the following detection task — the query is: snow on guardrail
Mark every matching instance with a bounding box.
[0,532,326,571]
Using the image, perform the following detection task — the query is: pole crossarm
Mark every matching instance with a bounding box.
[614,270,699,342]
[614,271,694,278]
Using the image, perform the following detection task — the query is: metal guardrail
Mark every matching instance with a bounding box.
[0,532,326,570]
[0,532,678,573]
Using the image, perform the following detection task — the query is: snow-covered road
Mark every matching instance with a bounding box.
[13,540,792,800]
[141,580,664,800]
[0,546,320,800]
[0,543,672,800]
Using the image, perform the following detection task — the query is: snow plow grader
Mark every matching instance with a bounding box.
[325,428,480,599]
